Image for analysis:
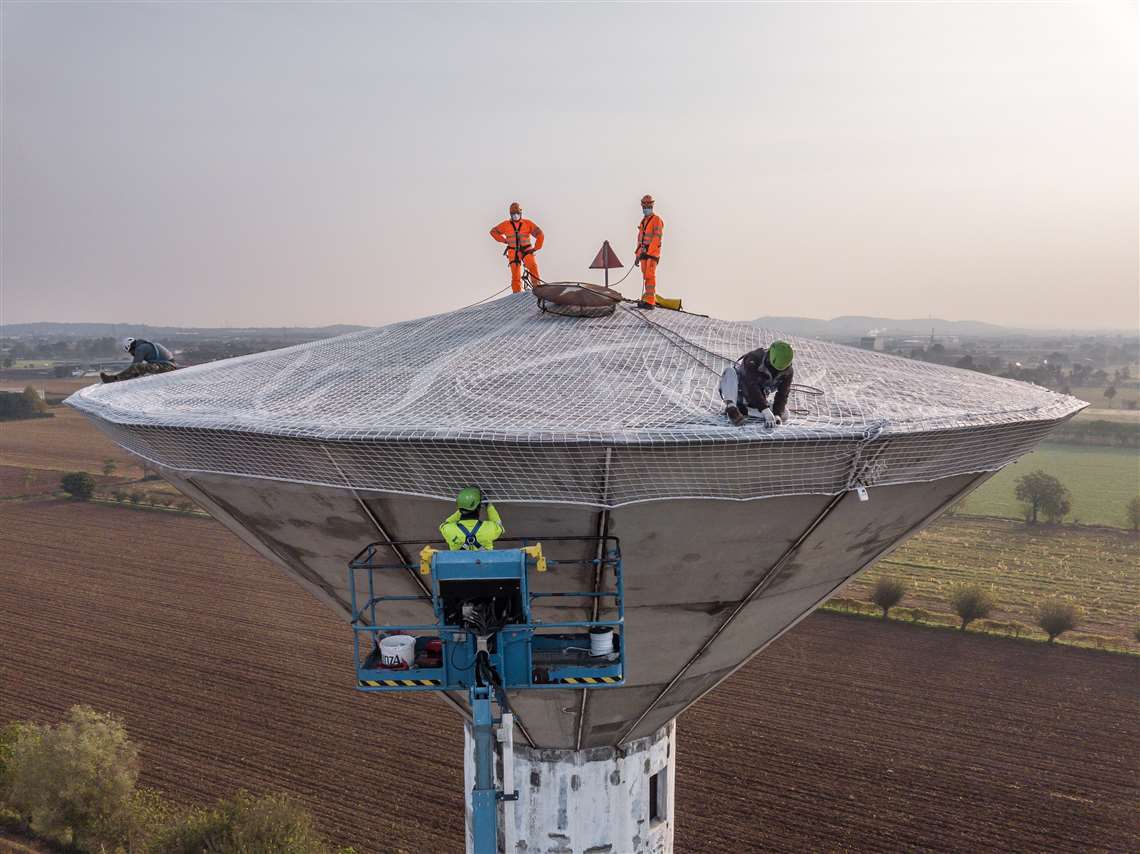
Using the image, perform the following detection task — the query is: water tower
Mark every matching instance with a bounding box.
[68,293,1083,852]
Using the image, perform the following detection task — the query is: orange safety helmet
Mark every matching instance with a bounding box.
[509,202,522,214]
[640,195,654,207]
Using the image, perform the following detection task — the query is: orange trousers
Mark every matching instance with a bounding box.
[639,258,658,305]
[509,251,540,292]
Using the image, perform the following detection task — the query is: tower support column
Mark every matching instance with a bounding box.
[464,720,676,854]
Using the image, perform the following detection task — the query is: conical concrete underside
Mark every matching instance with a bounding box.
[69,294,1083,748]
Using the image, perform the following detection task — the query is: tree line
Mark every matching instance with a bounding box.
[867,577,1091,645]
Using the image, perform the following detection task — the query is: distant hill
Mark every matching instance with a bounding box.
[0,322,369,338]
[754,316,1032,339]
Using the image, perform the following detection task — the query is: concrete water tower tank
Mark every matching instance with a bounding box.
[68,293,1084,852]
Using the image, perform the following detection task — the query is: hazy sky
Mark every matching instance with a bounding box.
[2,2,1136,329]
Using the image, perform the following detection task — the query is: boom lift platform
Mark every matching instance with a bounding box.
[347,536,625,854]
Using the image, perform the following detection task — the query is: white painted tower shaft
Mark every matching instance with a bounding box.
[464,721,676,853]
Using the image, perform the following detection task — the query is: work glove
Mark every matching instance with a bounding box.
[758,408,779,428]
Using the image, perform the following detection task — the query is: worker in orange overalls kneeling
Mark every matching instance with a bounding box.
[634,195,664,309]
[490,202,544,293]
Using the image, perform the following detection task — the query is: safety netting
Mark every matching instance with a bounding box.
[67,292,1085,507]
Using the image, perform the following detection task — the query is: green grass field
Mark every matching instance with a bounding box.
[964,443,1139,528]
[1070,385,1139,409]
[847,516,1139,642]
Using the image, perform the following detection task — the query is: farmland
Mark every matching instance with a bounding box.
[962,442,1139,528]
[847,516,1140,640]
[1069,384,1140,410]
[1,499,1136,853]
[0,406,141,478]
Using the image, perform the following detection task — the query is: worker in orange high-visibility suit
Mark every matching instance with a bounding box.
[490,202,544,293]
[634,195,664,309]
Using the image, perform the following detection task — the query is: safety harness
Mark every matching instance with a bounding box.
[637,215,661,262]
[455,520,484,550]
[503,220,534,265]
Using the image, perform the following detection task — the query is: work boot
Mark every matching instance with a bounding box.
[725,404,747,426]
[636,300,655,310]
[100,372,116,384]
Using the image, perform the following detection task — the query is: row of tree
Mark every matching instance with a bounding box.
[0,387,51,421]
[868,577,1085,643]
[2,336,123,361]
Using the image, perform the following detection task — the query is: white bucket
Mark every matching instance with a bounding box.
[589,627,614,657]
[379,635,416,668]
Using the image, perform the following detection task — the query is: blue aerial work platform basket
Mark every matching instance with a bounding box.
[346,536,625,854]
[347,536,625,692]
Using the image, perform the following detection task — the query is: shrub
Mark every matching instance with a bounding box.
[907,608,931,624]
[1035,598,1082,644]
[949,584,996,631]
[0,387,50,421]
[4,705,139,850]
[113,491,127,503]
[148,790,345,854]
[1133,625,1140,643]
[826,597,878,616]
[1014,470,1071,525]
[869,576,908,619]
[0,721,24,790]
[102,458,118,477]
[0,806,23,834]
[126,786,182,852]
[129,491,144,505]
[60,471,96,500]
[1126,496,1140,533]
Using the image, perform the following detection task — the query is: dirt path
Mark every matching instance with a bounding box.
[1,500,1136,853]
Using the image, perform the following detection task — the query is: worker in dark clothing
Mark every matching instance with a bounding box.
[100,337,177,383]
[719,341,794,427]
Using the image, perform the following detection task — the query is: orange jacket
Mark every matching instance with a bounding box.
[490,219,544,253]
[636,214,664,260]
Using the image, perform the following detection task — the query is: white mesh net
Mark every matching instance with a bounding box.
[67,293,1085,507]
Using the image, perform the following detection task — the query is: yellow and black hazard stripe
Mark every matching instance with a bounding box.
[556,676,621,685]
[358,679,442,688]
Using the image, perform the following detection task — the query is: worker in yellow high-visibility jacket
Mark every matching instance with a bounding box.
[439,487,505,550]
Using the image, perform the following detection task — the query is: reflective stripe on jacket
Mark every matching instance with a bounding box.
[490,219,544,252]
[440,503,505,550]
[636,214,664,259]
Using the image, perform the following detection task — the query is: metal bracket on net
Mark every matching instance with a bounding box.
[846,419,889,496]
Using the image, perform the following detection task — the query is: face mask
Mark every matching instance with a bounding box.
[642,207,653,216]
[511,213,521,222]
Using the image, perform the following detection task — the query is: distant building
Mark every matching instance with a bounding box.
[859,335,885,351]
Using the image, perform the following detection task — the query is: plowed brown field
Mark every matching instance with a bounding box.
[0,408,140,477]
[1,500,1136,854]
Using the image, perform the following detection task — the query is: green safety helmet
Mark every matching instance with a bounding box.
[768,340,794,371]
[456,487,482,511]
